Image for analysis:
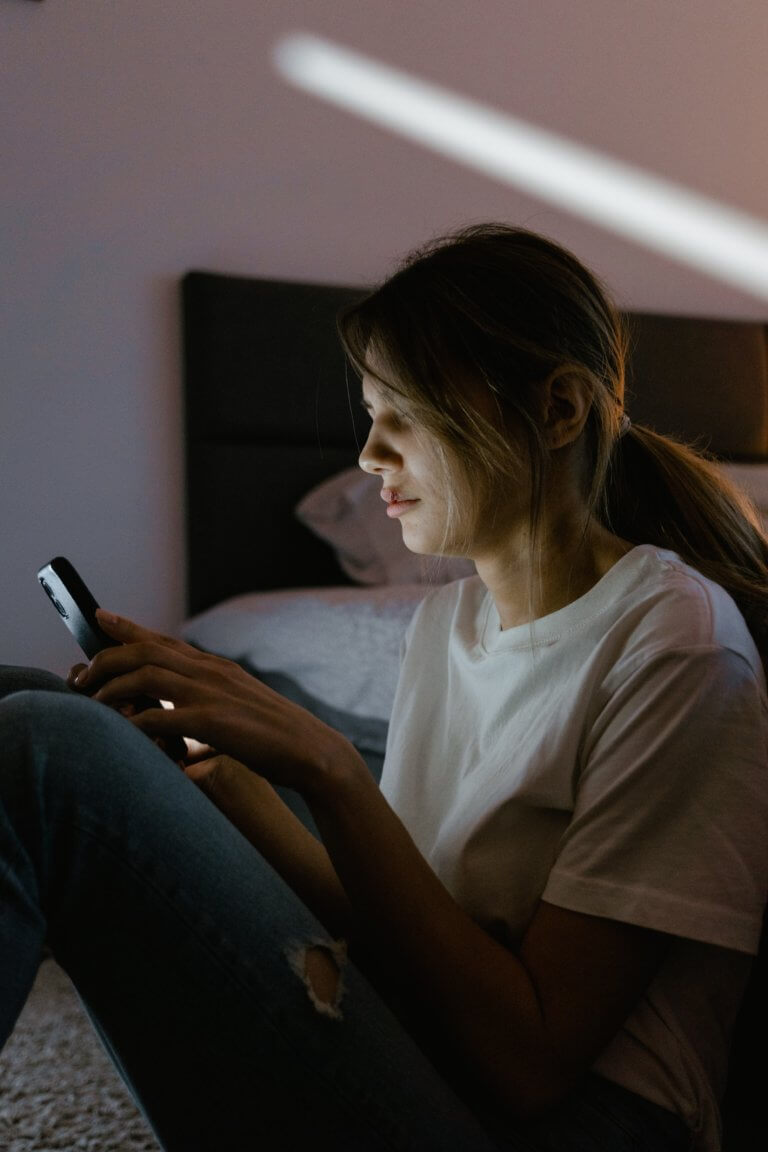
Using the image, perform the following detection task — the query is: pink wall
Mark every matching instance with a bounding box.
[3,0,767,671]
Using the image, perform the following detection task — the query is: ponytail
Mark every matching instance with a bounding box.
[602,422,768,677]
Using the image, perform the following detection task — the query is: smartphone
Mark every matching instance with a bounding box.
[38,556,120,660]
[37,556,187,762]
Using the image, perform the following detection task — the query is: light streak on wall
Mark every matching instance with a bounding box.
[274,33,768,302]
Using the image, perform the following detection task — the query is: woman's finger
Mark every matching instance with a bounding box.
[76,640,204,694]
[181,753,235,788]
[94,609,182,648]
[182,738,218,763]
[90,666,196,709]
[129,704,205,744]
[68,607,202,693]
[95,610,213,667]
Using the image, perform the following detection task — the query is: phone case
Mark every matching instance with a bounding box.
[37,556,119,660]
[37,556,188,763]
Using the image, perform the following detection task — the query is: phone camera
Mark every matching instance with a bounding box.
[40,578,69,619]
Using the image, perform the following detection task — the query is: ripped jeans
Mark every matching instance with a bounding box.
[0,667,693,1151]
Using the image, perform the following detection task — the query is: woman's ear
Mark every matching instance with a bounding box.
[541,368,593,450]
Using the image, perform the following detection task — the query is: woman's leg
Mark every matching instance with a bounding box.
[0,672,691,1152]
[0,664,75,700]
[0,683,536,1151]
[0,665,76,968]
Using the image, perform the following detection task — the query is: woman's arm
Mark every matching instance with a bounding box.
[305,754,554,1117]
[205,756,354,941]
[304,750,670,1124]
[194,750,565,1115]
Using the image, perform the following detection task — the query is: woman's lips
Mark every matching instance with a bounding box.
[386,499,420,518]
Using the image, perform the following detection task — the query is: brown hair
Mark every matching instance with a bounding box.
[337,222,768,673]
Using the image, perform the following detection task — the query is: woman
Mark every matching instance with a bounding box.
[1,223,765,1152]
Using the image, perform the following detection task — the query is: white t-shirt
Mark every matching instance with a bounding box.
[379,544,768,1152]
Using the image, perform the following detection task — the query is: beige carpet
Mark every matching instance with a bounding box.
[0,958,161,1151]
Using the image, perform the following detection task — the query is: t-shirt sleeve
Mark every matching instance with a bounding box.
[542,645,768,954]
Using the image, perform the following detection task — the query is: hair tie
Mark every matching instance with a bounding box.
[618,412,632,438]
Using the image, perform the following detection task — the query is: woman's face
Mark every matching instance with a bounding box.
[358,354,610,594]
[357,371,508,560]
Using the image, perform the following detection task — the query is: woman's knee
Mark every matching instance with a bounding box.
[0,688,112,752]
[0,689,193,856]
[0,665,72,701]
[0,689,155,795]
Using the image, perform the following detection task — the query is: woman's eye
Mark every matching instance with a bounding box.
[361,405,409,428]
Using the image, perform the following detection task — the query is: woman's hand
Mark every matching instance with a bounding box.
[177,750,242,802]
[67,609,358,797]
[66,667,197,766]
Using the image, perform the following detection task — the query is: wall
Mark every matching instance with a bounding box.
[2,0,767,673]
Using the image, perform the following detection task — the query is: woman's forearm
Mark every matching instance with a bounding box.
[304,754,556,1121]
[207,757,354,940]
[208,745,557,1119]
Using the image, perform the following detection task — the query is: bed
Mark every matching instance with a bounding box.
[178,268,768,1151]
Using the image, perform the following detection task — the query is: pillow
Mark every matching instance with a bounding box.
[178,583,439,754]
[718,463,768,528]
[294,466,476,586]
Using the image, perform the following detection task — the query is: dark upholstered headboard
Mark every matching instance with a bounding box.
[181,269,768,618]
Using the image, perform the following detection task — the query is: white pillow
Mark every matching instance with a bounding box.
[179,583,434,724]
[294,467,476,586]
[718,463,768,527]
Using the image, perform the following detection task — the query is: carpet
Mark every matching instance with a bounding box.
[0,958,161,1151]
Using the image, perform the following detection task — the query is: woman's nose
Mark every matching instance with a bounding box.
[358,429,398,474]
[358,448,381,475]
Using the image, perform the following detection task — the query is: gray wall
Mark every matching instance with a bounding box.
[3,0,767,674]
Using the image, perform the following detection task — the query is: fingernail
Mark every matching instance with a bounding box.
[74,667,89,685]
